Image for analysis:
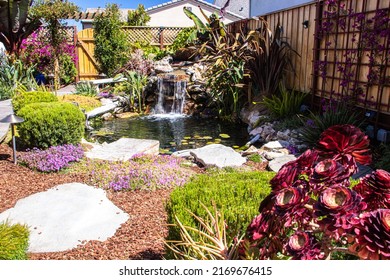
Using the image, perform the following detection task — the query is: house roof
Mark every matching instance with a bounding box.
[145,0,244,19]
[77,0,244,24]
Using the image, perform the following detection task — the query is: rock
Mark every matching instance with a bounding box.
[276,130,290,141]
[0,183,129,253]
[115,112,139,119]
[263,140,290,150]
[85,138,160,161]
[241,145,259,156]
[249,126,263,136]
[261,125,275,139]
[172,149,194,158]
[268,155,297,172]
[101,112,114,121]
[190,144,246,168]
[86,101,118,120]
[263,151,288,161]
[113,107,125,114]
[154,56,173,73]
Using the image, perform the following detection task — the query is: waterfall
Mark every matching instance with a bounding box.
[154,74,188,115]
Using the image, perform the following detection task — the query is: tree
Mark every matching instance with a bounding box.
[30,0,79,89]
[0,0,41,56]
[127,4,150,26]
[93,3,129,77]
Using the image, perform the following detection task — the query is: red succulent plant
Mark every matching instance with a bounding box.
[285,232,324,260]
[351,209,390,260]
[270,149,318,189]
[353,169,390,210]
[316,124,372,165]
[310,159,351,192]
[246,124,390,260]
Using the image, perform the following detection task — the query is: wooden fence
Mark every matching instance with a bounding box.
[227,0,390,129]
[75,26,185,81]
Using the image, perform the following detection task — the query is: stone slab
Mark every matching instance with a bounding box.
[268,155,297,172]
[0,183,129,253]
[0,99,13,143]
[190,144,246,168]
[85,138,160,161]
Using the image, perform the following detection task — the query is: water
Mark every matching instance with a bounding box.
[153,74,188,114]
[88,115,249,152]
[87,72,249,151]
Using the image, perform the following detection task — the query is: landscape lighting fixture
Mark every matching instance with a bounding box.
[0,114,24,164]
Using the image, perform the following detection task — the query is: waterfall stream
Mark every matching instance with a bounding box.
[153,74,188,115]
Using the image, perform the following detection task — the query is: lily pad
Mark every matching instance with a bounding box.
[219,133,230,139]
[203,136,213,140]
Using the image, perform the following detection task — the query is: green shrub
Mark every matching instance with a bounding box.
[0,221,29,260]
[93,4,129,77]
[168,27,197,53]
[18,102,85,149]
[12,90,58,114]
[165,170,274,258]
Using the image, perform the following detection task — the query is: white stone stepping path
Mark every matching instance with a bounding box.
[0,183,129,253]
[84,138,160,162]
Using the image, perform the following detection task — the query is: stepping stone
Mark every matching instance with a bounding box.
[190,144,246,168]
[0,183,129,253]
[268,155,297,172]
[85,138,160,161]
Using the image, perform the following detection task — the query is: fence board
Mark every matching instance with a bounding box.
[226,0,390,128]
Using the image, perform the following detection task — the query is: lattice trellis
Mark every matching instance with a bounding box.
[122,26,184,46]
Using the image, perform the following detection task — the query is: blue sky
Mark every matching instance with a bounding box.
[71,0,214,11]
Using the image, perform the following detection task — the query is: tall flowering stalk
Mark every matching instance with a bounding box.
[246,124,390,260]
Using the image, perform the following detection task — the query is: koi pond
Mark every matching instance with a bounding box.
[87,114,249,152]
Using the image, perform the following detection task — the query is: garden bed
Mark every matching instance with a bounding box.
[0,144,172,260]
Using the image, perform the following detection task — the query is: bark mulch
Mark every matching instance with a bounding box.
[0,144,171,260]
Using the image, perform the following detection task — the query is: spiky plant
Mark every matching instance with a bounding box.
[165,203,242,260]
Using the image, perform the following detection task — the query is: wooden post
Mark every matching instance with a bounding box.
[73,26,80,83]
[159,27,164,50]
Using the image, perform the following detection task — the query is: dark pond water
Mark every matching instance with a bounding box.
[87,114,250,152]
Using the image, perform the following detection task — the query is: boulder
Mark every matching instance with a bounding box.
[263,140,290,150]
[85,138,160,161]
[154,56,173,73]
[190,144,246,168]
[268,155,297,172]
[0,183,129,253]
